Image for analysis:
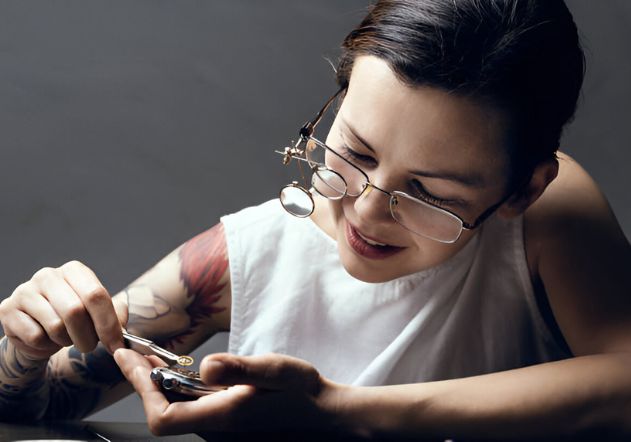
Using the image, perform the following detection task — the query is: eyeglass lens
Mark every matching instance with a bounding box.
[302,139,465,243]
[279,184,314,218]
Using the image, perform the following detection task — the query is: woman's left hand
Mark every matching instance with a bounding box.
[113,348,344,436]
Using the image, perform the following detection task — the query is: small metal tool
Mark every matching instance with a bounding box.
[122,331,193,366]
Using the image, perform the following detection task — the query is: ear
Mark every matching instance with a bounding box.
[498,157,559,219]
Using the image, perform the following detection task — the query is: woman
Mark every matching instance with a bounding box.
[1,0,629,438]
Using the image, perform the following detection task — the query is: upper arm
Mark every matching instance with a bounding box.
[46,221,232,418]
[525,153,631,356]
[122,221,232,355]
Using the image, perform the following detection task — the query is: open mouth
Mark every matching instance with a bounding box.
[355,229,389,246]
[345,221,405,260]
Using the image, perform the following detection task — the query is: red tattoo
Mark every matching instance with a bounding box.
[178,223,228,338]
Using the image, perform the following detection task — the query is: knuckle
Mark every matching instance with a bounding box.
[61,260,84,271]
[23,329,48,349]
[0,298,10,315]
[82,286,108,305]
[263,357,286,379]
[11,282,31,298]
[63,302,88,323]
[32,267,57,282]
[48,319,69,341]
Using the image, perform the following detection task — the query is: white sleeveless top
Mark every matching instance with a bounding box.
[221,199,570,386]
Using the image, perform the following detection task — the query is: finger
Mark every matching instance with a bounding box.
[35,268,98,353]
[14,292,72,347]
[2,310,61,359]
[61,261,124,353]
[150,384,257,435]
[114,348,164,393]
[115,349,257,435]
[200,353,321,393]
[114,349,173,426]
[144,354,169,368]
[112,293,129,328]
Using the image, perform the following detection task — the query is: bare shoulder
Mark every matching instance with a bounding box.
[524,152,631,355]
[524,152,628,272]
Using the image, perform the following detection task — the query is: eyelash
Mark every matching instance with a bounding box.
[339,144,452,207]
[410,180,451,207]
[340,143,376,166]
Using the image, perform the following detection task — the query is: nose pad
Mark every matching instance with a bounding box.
[360,183,374,197]
[353,183,392,223]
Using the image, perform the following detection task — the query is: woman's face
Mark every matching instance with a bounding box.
[313,55,513,283]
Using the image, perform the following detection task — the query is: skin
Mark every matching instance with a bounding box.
[0,225,231,420]
[1,55,630,438]
[311,56,514,282]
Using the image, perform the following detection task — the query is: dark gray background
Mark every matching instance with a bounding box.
[0,0,628,422]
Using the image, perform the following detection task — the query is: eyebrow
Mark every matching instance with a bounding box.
[339,117,487,188]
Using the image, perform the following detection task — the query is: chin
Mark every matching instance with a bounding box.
[337,245,405,283]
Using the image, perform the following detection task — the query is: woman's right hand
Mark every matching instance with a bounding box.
[0,260,127,361]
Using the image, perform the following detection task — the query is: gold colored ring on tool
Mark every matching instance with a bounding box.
[177,355,194,366]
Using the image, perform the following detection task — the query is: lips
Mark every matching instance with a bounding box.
[344,221,405,260]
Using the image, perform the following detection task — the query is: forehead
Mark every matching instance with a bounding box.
[340,56,510,185]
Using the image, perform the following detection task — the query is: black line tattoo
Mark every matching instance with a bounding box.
[43,344,125,420]
[0,336,127,421]
[0,337,49,420]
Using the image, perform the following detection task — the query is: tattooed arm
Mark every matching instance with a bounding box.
[0,222,231,421]
[124,222,231,353]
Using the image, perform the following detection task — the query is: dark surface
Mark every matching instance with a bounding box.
[0,421,404,441]
[0,0,629,424]
[1,420,628,442]
[0,420,203,441]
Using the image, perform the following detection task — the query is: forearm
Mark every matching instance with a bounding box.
[0,335,128,421]
[335,353,631,439]
[0,336,50,420]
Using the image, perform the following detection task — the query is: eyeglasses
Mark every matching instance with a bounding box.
[276,89,515,244]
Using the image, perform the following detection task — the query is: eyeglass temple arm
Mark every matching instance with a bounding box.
[299,87,345,139]
[462,198,506,230]
[462,176,530,230]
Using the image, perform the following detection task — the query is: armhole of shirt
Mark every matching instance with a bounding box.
[513,216,573,357]
[220,215,244,355]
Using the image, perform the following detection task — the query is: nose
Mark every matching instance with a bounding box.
[352,183,393,224]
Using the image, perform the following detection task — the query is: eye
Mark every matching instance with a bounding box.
[340,144,377,167]
[410,180,452,207]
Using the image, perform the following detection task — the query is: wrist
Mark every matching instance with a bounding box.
[318,382,400,438]
[317,380,368,436]
[1,336,49,369]
[324,382,438,438]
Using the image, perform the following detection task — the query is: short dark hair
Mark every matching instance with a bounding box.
[336,0,585,184]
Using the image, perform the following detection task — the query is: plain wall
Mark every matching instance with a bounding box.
[0,0,628,423]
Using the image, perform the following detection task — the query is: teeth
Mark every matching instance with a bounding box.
[357,231,388,247]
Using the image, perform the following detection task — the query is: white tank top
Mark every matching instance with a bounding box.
[221,199,570,386]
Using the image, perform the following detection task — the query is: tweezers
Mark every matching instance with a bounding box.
[122,331,193,366]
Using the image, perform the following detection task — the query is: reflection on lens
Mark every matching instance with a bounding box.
[280,185,314,218]
[391,192,463,243]
[305,139,324,166]
[312,168,346,199]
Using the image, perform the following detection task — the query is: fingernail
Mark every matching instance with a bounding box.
[113,347,126,360]
[208,360,224,370]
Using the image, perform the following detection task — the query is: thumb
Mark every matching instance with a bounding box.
[200,353,322,394]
